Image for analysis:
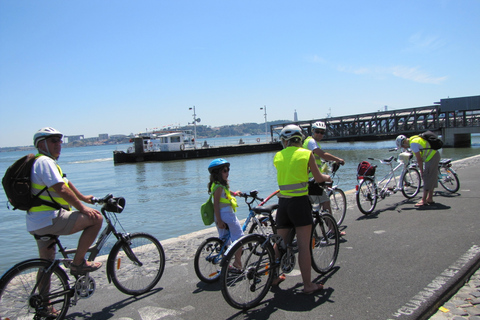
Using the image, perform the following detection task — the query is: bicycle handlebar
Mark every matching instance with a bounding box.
[92,193,125,213]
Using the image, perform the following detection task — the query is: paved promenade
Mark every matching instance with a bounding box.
[63,154,480,320]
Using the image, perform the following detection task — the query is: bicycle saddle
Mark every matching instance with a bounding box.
[253,203,279,214]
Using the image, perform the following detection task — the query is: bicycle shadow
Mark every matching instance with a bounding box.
[224,267,339,319]
[355,197,420,219]
[192,280,222,293]
[65,287,164,319]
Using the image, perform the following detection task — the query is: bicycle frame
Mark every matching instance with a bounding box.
[367,153,411,198]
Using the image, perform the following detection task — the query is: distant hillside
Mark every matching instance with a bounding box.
[0,120,291,152]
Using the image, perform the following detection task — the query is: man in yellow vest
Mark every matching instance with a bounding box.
[28,127,104,275]
[302,121,345,213]
[274,124,331,294]
[396,134,441,207]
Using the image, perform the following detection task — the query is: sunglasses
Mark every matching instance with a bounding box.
[314,130,326,134]
[48,138,63,144]
[222,167,230,173]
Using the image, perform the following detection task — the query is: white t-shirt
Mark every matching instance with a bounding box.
[305,137,321,151]
[26,156,66,232]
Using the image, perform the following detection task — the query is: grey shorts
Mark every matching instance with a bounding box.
[29,209,80,249]
[309,192,329,205]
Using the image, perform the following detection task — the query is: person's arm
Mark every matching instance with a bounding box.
[308,153,331,183]
[312,148,345,165]
[52,182,101,219]
[68,181,94,204]
[414,152,424,176]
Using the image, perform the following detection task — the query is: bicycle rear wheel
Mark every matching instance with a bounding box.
[194,237,225,283]
[401,167,421,198]
[328,188,347,226]
[0,259,71,320]
[356,178,377,214]
[311,213,340,274]
[439,166,460,193]
[220,234,274,310]
[108,232,165,295]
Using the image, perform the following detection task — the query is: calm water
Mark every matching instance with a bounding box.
[1,134,479,274]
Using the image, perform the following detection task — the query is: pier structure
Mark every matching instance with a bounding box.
[271,95,480,147]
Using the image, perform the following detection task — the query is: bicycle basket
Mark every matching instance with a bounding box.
[398,152,412,164]
[357,161,375,176]
[104,197,126,213]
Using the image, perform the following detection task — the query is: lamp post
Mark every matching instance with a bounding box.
[189,106,201,149]
[260,105,268,143]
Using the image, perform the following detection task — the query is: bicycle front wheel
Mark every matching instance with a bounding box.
[328,188,347,226]
[356,178,377,214]
[311,213,340,274]
[439,166,460,193]
[248,213,277,237]
[194,237,225,283]
[0,259,71,320]
[220,234,275,310]
[401,167,421,198]
[108,232,165,295]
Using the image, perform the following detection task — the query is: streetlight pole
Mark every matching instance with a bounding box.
[260,105,268,143]
[189,106,200,149]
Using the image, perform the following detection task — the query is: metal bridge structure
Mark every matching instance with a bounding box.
[271,95,480,147]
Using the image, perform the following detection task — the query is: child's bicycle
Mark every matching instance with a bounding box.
[355,149,422,215]
[0,194,165,319]
[194,190,279,283]
[219,186,340,310]
[410,158,460,193]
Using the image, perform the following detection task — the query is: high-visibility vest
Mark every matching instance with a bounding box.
[302,136,328,174]
[410,136,436,162]
[274,146,311,197]
[29,155,71,212]
[211,182,238,212]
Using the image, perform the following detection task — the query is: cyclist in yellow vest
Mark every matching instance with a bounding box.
[274,124,331,294]
[28,127,104,275]
[396,134,441,207]
[302,121,345,214]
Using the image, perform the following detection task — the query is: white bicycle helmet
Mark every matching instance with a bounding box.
[312,121,326,130]
[396,135,407,149]
[279,125,304,141]
[34,127,63,148]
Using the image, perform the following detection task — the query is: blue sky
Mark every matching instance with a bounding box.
[1,0,479,148]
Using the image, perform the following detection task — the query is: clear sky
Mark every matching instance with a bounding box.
[1,0,479,148]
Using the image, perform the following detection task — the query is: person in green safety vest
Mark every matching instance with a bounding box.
[302,121,345,214]
[396,134,440,207]
[274,124,331,294]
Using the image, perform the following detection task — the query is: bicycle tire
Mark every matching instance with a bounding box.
[311,213,340,274]
[356,178,378,214]
[248,212,277,236]
[107,232,165,295]
[328,188,347,226]
[220,234,275,310]
[401,167,421,198]
[194,237,225,283]
[0,259,71,320]
[439,166,460,193]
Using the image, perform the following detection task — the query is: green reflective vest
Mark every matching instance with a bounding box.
[302,136,328,175]
[410,136,436,162]
[274,146,311,197]
[211,182,238,212]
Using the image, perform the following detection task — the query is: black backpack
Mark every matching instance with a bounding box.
[2,154,60,211]
[419,131,443,150]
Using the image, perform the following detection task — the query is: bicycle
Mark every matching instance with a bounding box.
[0,194,166,319]
[411,158,460,193]
[219,187,340,310]
[315,161,347,226]
[194,190,279,283]
[356,149,422,215]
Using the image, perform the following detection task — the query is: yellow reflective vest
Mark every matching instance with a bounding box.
[410,136,436,162]
[302,136,328,175]
[211,182,238,212]
[29,154,71,213]
[274,146,311,197]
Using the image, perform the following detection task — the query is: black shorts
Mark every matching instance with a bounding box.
[276,196,313,229]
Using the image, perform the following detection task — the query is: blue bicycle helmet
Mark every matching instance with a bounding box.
[208,158,230,173]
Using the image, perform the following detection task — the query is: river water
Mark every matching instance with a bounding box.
[1,134,479,274]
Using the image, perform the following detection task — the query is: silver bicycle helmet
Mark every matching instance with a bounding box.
[312,121,326,130]
[279,124,304,141]
[34,127,63,148]
[396,135,407,149]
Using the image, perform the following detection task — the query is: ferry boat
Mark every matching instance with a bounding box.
[127,130,196,153]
